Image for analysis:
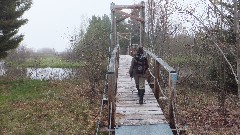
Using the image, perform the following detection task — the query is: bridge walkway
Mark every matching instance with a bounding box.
[115,55,173,135]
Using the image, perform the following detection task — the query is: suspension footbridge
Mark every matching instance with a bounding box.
[97,1,178,135]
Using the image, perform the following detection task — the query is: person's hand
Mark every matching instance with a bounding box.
[130,72,133,78]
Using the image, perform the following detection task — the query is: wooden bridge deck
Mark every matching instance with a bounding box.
[115,55,173,135]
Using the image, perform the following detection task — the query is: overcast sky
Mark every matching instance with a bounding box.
[19,0,205,52]
[19,0,140,52]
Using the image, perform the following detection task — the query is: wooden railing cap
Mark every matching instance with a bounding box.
[143,47,176,74]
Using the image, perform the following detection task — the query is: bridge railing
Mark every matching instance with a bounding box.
[104,46,178,133]
[142,48,178,131]
[105,46,119,132]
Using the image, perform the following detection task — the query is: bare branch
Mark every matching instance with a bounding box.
[208,0,234,26]
[186,10,238,83]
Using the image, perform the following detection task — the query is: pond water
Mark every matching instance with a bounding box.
[0,62,79,80]
[27,68,77,80]
[0,62,6,76]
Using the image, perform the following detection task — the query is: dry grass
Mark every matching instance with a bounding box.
[0,79,103,134]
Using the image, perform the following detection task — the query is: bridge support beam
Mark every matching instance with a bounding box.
[111,2,116,53]
[140,1,145,47]
[111,1,145,52]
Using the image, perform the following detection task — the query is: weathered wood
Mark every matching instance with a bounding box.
[116,103,159,107]
[108,73,115,129]
[154,62,160,99]
[116,10,145,23]
[107,47,119,130]
[116,106,161,111]
[108,57,115,74]
[117,118,167,126]
[110,2,116,53]
[116,99,158,104]
[115,55,168,127]
[140,1,145,47]
[168,73,177,130]
[116,110,163,115]
[113,4,144,10]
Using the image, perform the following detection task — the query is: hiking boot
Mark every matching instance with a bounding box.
[139,89,144,104]
[139,96,143,104]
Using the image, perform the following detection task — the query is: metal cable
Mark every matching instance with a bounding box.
[156,78,168,99]
[149,64,183,134]
[148,67,155,79]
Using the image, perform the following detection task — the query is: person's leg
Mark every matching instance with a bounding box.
[139,77,145,104]
[134,75,140,96]
[136,84,139,95]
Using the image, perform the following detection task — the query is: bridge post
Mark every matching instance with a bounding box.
[111,2,116,53]
[168,72,177,130]
[107,73,116,131]
[107,48,118,132]
[140,1,145,47]
[154,61,160,99]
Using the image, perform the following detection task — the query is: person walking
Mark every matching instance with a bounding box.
[129,46,149,104]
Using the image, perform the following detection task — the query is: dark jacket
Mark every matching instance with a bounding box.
[129,54,149,78]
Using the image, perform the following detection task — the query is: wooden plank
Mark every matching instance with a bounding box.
[116,114,166,120]
[116,106,161,111]
[116,97,157,101]
[112,4,144,10]
[116,93,154,97]
[116,93,155,96]
[116,119,167,126]
[116,109,162,115]
[116,100,158,105]
[116,102,158,106]
[116,103,159,107]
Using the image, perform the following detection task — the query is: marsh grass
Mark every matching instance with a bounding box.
[0,78,101,134]
[6,56,83,68]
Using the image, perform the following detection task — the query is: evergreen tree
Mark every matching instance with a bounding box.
[74,15,111,87]
[0,0,32,58]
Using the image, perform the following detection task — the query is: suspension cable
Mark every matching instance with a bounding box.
[148,68,168,99]
[149,64,186,134]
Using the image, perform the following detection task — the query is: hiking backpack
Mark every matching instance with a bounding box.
[134,55,147,74]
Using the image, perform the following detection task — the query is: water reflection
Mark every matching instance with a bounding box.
[0,63,78,80]
[27,68,76,80]
[0,62,5,76]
